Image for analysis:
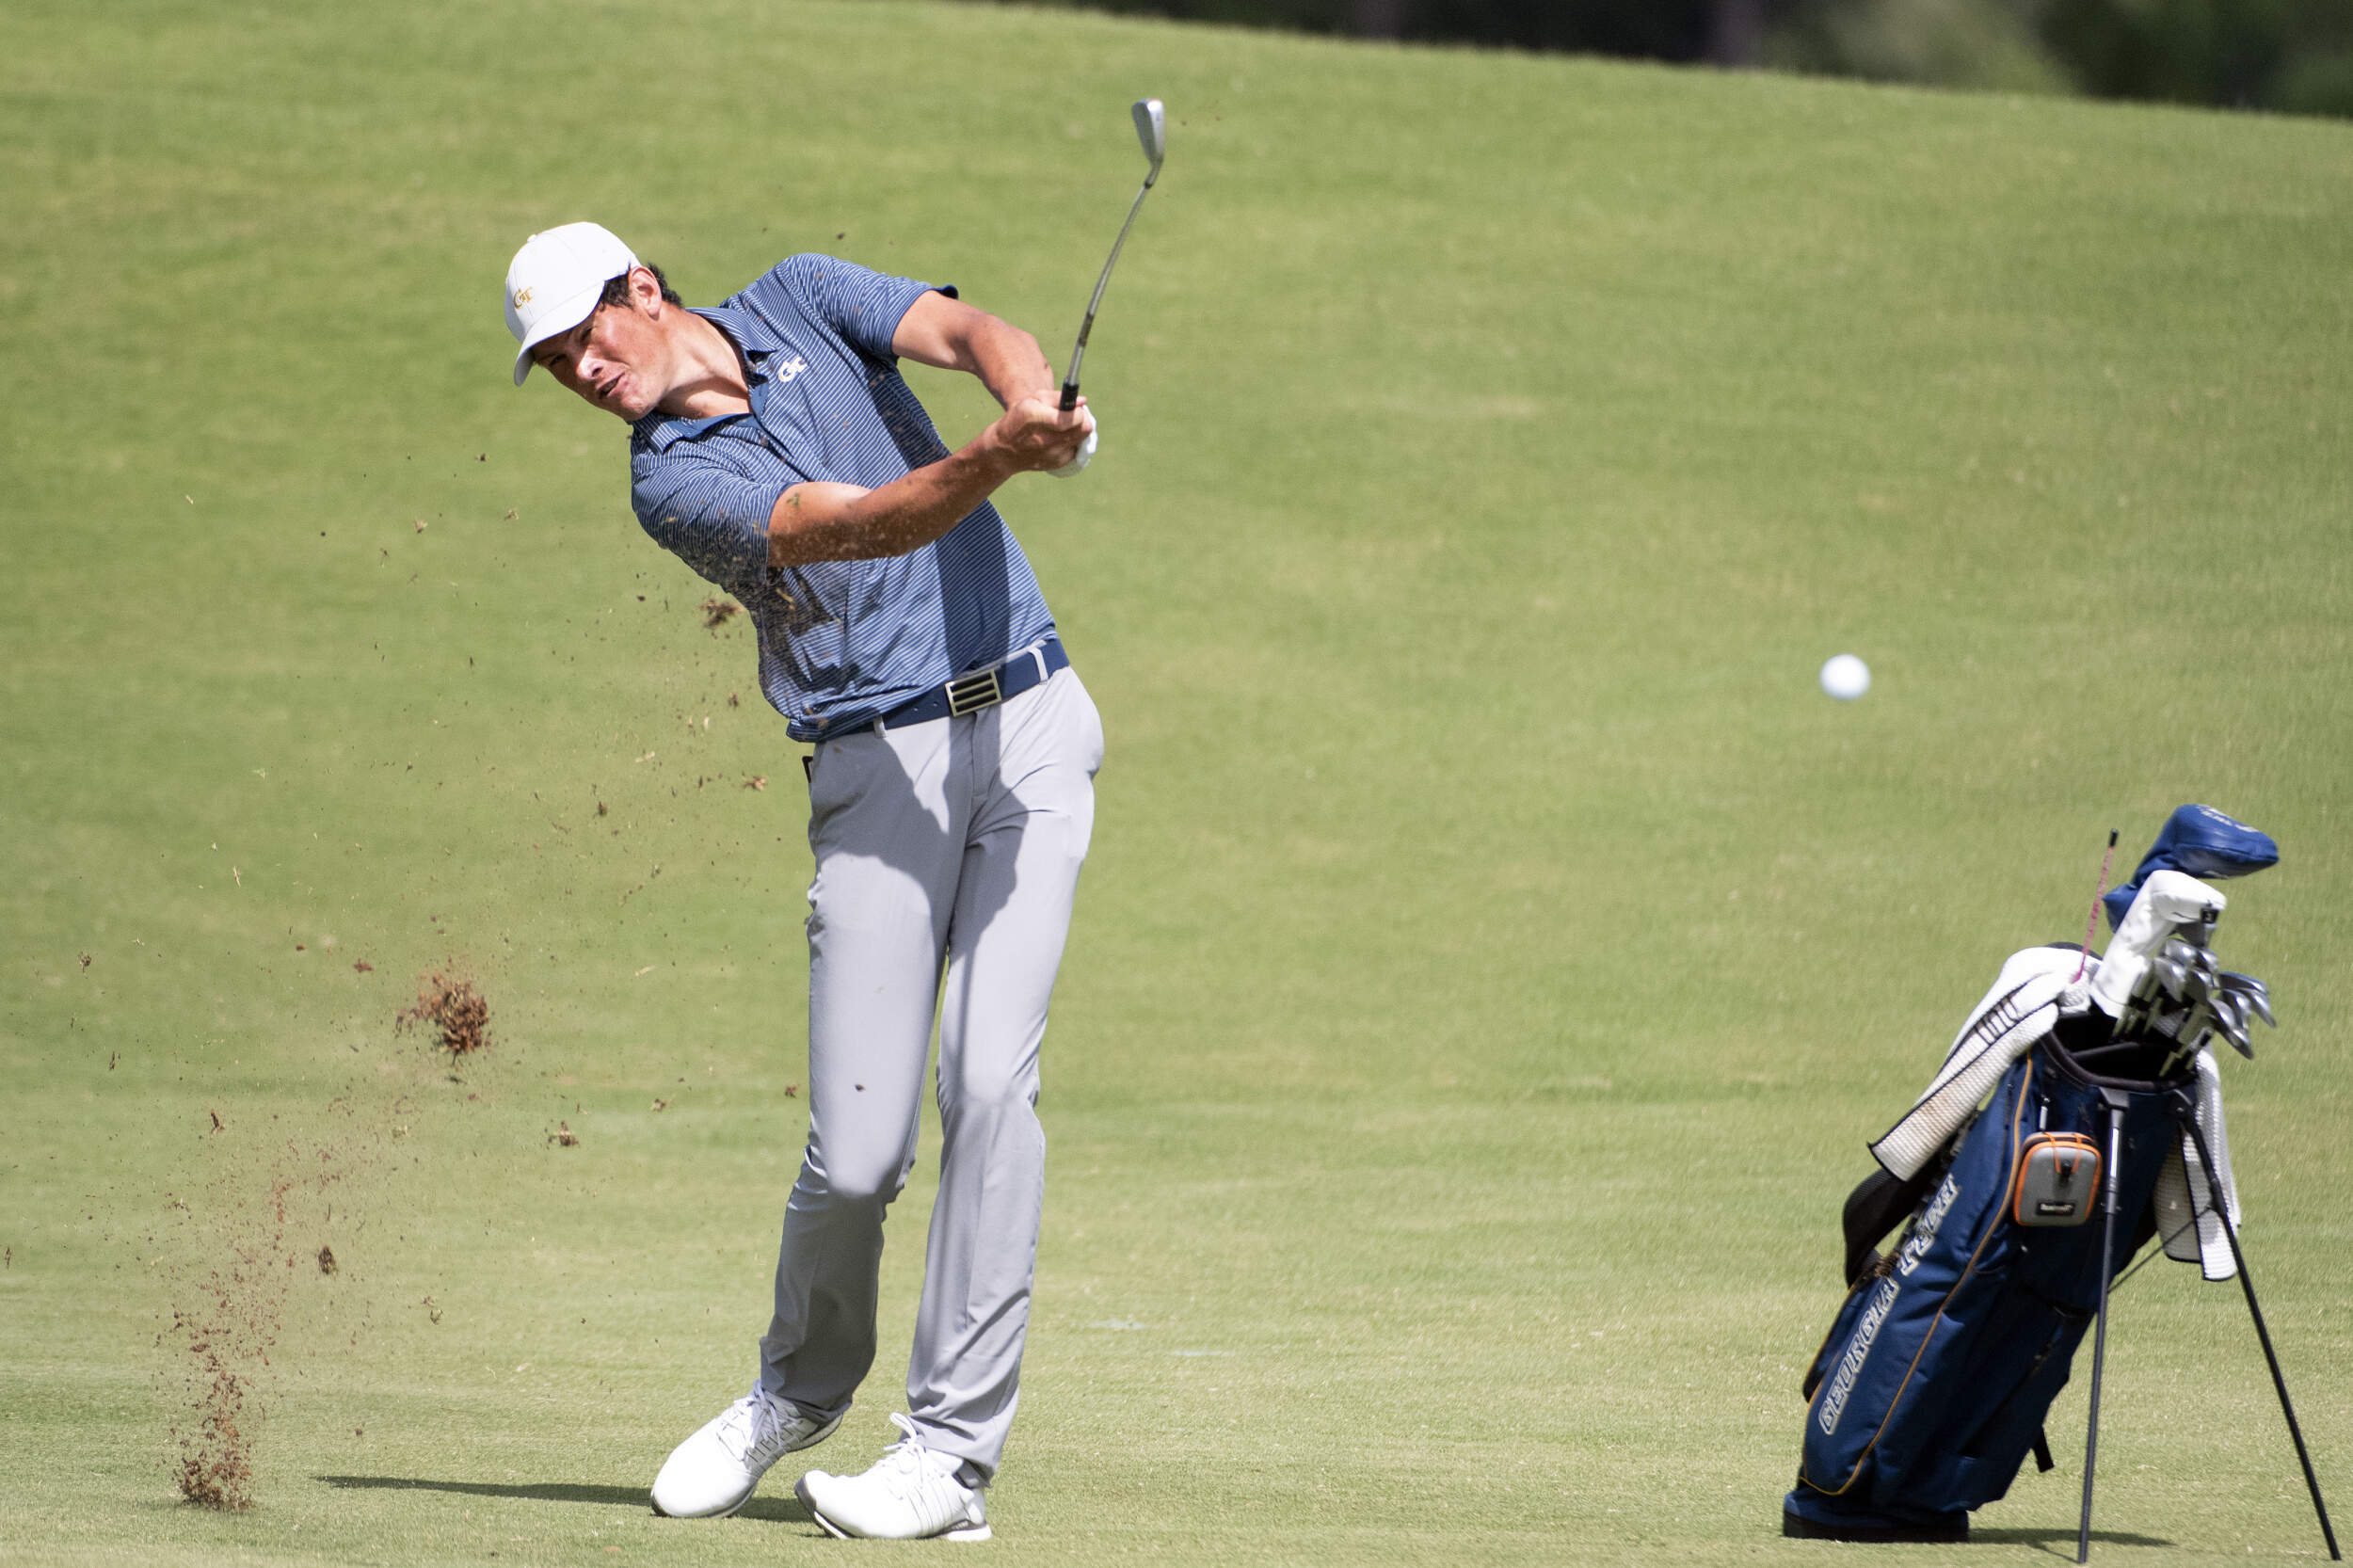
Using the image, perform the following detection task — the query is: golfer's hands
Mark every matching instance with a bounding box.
[1047,418,1098,479]
[990,393,1095,475]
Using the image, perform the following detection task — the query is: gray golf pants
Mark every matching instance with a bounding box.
[757,664,1102,1480]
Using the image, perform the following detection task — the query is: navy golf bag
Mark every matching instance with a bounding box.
[1783,809,2339,1555]
[1783,1010,2179,1541]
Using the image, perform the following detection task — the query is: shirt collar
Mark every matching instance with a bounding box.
[696,302,781,359]
[632,304,784,452]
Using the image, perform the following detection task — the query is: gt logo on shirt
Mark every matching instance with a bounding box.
[773,356,810,385]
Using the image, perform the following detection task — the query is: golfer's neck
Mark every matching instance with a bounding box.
[659,311,753,421]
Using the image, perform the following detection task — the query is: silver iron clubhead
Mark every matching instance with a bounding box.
[2154,959,2189,1001]
[1132,99,1166,177]
[2220,972,2275,1026]
[2213,994,2254,1059]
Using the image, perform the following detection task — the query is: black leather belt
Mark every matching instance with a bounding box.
[875,638,1068,731]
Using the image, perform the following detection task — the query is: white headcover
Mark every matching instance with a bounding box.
[2088,869,2227,1020]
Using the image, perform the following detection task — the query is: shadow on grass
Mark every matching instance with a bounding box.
[314,1475,816,1524]
[1971,1527,2173,1553]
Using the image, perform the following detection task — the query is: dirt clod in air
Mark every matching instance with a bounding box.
[316,1245,337,1275]
[550,1121,579,1147]
[395,970,490,1064]
[700,596,743,630]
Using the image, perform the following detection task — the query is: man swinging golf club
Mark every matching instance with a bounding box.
[501,219,1103,1541]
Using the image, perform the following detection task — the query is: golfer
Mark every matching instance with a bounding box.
[503,222,1104,1542]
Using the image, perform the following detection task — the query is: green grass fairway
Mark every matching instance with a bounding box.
[6,2,2352,1562]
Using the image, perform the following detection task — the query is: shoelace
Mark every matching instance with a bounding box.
[715,1390,788,1466]
[872,1414,970,1509]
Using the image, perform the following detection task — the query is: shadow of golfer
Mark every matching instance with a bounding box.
[313,1475,816,1524]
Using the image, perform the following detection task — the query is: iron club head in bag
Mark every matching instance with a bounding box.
[2219,973,2275,1027]
[2154,958,2190,1001]
[2208,993,2254,1058]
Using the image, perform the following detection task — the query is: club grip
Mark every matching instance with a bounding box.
[1058,380,1080,413]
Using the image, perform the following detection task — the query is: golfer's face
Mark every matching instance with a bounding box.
[533,297,663,422]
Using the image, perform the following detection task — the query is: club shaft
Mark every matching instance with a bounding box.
[1061,169,1160,411]
[2178,1104,2341,1560]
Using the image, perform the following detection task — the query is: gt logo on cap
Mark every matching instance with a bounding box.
[512,286,535,307]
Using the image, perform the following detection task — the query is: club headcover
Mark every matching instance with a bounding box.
[2089,870,2227,1021]
[2102,805,2278,933]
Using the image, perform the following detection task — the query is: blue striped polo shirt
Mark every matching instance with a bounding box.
[629,254,1057,742]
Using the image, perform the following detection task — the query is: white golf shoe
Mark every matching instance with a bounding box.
[649,1386,843,1518]
[794,1414,991,1541]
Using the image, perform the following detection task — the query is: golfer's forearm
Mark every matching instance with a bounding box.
[766,440,1016,567]
[892,294,1057,408]
[954,319,1057,410]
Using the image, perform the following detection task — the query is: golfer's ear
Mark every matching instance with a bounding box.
[632,266,666,313]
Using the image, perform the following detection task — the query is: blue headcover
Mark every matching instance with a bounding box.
[2103,804,2279,932]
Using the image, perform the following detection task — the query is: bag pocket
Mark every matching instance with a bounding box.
[1910,1286,2088,1511]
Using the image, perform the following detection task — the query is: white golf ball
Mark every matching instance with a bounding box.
[1819,653,1871,701]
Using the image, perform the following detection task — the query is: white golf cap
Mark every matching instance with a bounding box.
[504,222,639,386]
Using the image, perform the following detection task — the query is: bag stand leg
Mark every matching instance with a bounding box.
[2077,1091,2130,1564]
[2169,1088,2342,1561]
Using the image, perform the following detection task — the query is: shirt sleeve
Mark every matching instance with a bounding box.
[772,253,945,361]
[630,439,783,589]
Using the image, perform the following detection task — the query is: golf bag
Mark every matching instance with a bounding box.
[1784,805,2338,1553]
[1784,1003,2179,1540]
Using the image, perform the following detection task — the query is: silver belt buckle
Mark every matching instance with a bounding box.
[945,667,1002,716]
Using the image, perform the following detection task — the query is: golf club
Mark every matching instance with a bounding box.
[2220,973,2275,1026]
[1060,98,1166,414]
[2155,958,2188,1001]
[2211,992,2248,1048]
[2167,937,2219,986]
